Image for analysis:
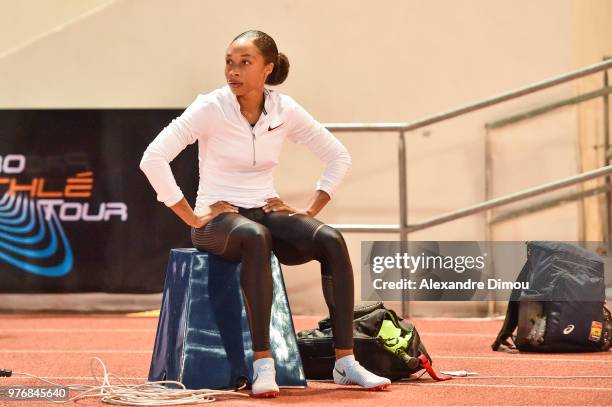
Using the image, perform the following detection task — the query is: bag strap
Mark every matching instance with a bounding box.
[490,301,518,352]
[318,301,385,331]
[417,355,452,381]
[354,301,386,319]
[491,259,531,352]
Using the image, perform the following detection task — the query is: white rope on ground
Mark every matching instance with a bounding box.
[8,357,249,405]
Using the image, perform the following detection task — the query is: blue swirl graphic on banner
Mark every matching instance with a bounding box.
[0,192,73,277]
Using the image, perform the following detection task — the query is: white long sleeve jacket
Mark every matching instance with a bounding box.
[139,85,352,214]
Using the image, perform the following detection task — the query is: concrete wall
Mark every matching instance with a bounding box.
[1,0,611,315]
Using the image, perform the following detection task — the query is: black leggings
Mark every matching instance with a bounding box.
[191,206,354,352]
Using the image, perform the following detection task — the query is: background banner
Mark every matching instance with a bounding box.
[0,109,197,293]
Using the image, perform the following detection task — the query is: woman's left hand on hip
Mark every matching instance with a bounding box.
[263,197,310,215]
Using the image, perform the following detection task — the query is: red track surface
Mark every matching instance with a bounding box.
[1,314,611,406]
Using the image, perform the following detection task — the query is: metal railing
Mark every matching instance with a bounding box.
[484,56,612,235]
[322,58,612,318]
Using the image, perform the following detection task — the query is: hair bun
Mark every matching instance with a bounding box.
[266,51,290,86]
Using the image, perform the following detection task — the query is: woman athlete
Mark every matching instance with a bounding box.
[140,30,391,397]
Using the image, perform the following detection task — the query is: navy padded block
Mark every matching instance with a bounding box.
[148,248,307,390]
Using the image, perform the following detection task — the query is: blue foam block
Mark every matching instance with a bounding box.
[148,248,307,390]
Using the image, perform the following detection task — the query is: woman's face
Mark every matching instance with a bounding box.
[225,37,273,97]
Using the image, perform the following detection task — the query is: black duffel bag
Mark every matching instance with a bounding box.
[296,301,448,381]
[492,241,612,353]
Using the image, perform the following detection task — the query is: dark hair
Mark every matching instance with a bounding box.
[232,30,289,86]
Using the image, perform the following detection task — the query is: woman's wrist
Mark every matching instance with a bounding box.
[304,190,330,217]
[170,198,200,227]
[304,208,317,217]
[188,212,204,228]
[190,212,210,228]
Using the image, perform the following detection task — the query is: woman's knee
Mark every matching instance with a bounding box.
[313,225,348,254]
[236,222,272,251]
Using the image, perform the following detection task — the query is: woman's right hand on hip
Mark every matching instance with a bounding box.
[192,201,239,228]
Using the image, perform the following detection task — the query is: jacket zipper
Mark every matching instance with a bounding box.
[238,90,268,166]
[251,129,256,166]
[239,111,258,166]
